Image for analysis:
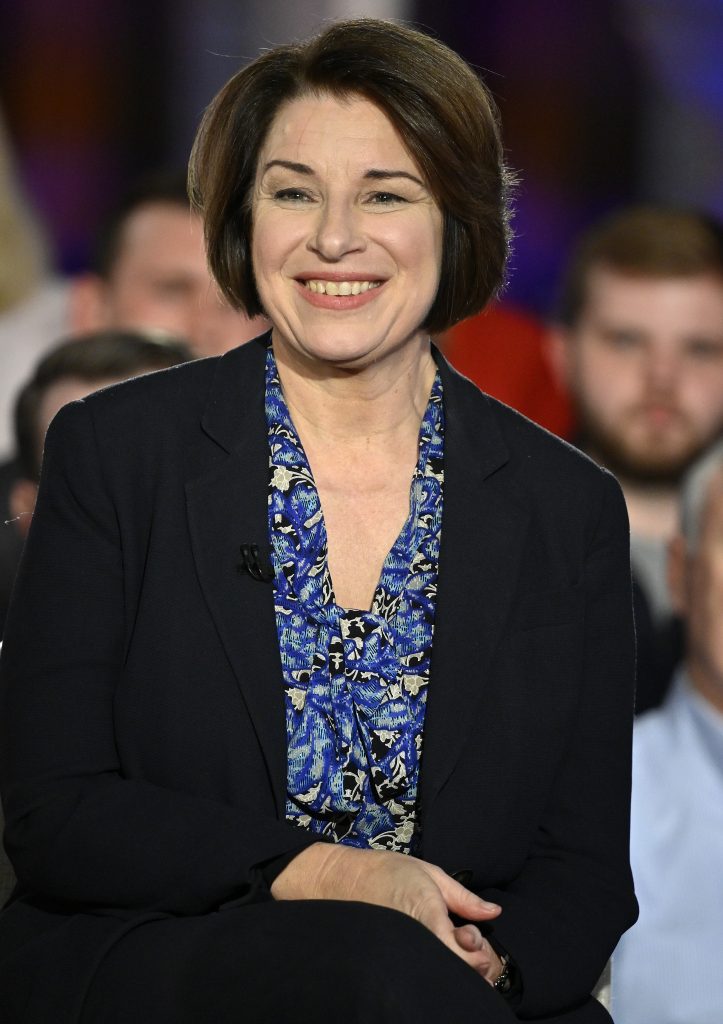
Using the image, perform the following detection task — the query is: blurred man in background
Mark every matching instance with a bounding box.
[548,207,723,712]
[612,440,723,1024]
[1,172,268,634]
[70,172,269,357]
[0,330,191,636]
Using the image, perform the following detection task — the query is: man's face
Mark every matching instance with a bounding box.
[101,202,268,357]
[559,267,723,482]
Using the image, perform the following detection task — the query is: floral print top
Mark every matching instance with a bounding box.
[265,345,444,853]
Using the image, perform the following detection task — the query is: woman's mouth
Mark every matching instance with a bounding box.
[295,276,386,309]
[304,279,382,296]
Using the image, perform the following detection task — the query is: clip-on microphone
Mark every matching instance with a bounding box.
[237,543,275,582]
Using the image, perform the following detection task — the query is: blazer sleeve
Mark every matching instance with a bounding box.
[0,400,317,915]
[482,470,638,1017]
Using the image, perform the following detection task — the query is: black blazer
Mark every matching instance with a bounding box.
[0,337,637,1022]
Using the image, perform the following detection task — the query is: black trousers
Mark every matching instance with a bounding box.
[80,900,518,1023]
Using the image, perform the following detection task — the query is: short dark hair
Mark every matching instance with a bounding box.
[15,330,191,480]
[93,170,191,279]
[188,18,515,334]
[558,206,723,327]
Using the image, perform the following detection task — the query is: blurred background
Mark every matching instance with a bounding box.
[1,0,722,316]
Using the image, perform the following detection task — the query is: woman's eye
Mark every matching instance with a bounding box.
[273,188,313,203]
[367,191,407,205]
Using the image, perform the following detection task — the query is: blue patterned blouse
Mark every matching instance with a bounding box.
[265,345,444,853]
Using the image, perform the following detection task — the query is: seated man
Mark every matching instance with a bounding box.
[70,171,269,357]
[0,330,191,903]
[612,439,723,1024]
[3,330,190,607]
[548,206,723,712]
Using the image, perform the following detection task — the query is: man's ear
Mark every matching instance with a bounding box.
[543,325,574,392]
[8,478,39,539]
[67,273,111,333]
[667,533,688,618]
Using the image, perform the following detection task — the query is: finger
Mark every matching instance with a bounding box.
[429,867,501,920]
[453,923,484,952]
[452,930,503,984]
[441,927,494,976]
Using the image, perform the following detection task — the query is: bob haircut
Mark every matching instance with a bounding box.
[188,18,515,335]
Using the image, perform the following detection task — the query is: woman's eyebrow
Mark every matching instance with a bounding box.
[262,159,314,176]
[261,160,425,189]
[363,169,425,187]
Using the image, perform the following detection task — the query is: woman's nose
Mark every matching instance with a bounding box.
[307,199,365,260]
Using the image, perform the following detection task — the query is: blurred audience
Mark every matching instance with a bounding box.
[612,439,723,1024]
[0,111,71,647]
[1,169,268,639]
[0,330,191,636]
[441,302,574,437]
[548,206,723,712]
[0,111,70,461]
[70,171,269,358]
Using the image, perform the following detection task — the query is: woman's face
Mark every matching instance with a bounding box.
[251,92,443,370]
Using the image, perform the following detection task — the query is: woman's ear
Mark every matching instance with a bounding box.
[667,533,688,618]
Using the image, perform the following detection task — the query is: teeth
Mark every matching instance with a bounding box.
[305,280,380,295]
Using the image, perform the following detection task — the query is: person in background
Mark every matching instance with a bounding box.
[612,439,723,1024]
[547,207,723,712]
[8,330,192,540]
[0,330,191,636]
[0,170,267,633]
[0,329,191,904]
[0,109,70,462]
[70,171,269,358]
[0,109,72,643]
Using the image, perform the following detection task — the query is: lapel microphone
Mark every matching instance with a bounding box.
[237,543,275,583]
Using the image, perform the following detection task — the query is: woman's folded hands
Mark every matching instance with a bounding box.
[271,843,503,983]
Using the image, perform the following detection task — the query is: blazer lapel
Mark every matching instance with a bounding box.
[184,340,530,818]
[185,338,288,814]
[420,353,531,810]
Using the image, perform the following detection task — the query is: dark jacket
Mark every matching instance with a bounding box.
[0,337,637,1022]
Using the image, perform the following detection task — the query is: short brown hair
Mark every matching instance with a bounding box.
[93,171,191,279]
[558,206,723,327]
[188,18,515,334]
[15,330,191,481]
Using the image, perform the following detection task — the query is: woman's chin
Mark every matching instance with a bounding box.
[272,325,427,375]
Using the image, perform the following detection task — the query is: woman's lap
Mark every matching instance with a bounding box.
[80,900,517,1023]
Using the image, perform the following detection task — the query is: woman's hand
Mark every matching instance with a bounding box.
[271,843,503,981]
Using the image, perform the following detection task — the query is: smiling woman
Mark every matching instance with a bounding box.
[189,17,512,334]
[0,18,636,1024]
[250,94,443,375]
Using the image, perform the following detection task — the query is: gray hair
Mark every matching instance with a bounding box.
[680,439,723,548]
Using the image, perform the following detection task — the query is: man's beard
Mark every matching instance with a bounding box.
[576,409,719,486]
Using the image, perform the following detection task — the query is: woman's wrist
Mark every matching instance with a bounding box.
[270,841,340,900]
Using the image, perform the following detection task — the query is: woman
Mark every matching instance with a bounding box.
[0,19,637,1023]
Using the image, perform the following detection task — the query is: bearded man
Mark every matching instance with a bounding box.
[548,207,723,711]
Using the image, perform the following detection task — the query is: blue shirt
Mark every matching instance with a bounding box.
[613,669,723,1024]
[265,345,444,852]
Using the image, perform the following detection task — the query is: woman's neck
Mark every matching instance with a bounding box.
[271,332,437,451]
